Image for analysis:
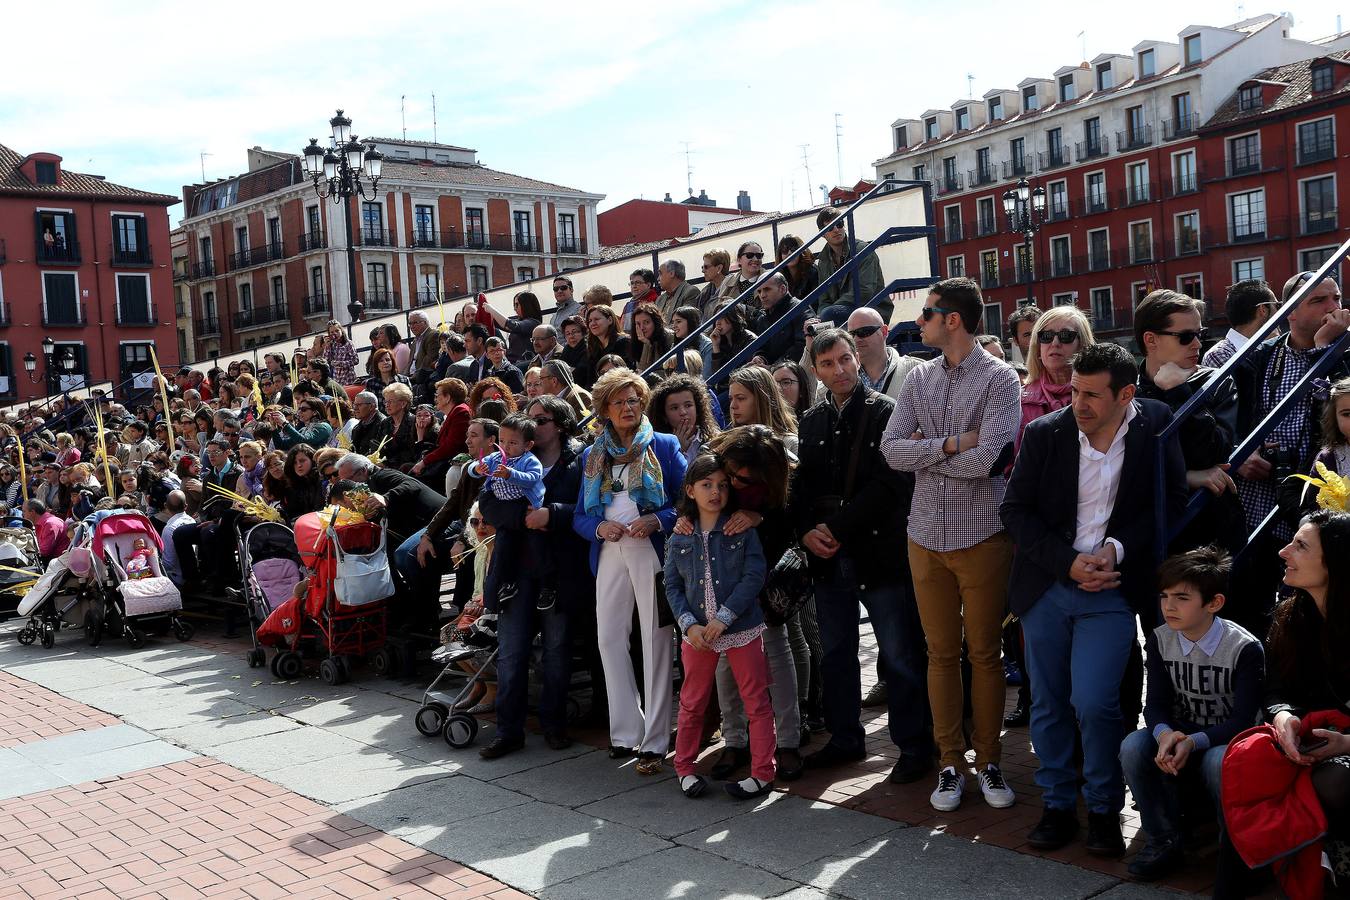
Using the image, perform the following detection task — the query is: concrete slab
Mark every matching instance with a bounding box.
[400,724,594,777]
[578,776,771,839]
[786,826,1119,900]
[541,845,801,900]
[157,712,303,751]
[120,696,258,731]
[0,749,67,800]
[416,800,671,893]
[307,708,421,753]
[495,749,671,808]
[206,726,371,773]
[11,724,157,764]
[44,741,197,786]
[264,750,453,804]
[335,774,531,838]
[286,691,414,726]
[0,658,147,692]
[676,795,903,872]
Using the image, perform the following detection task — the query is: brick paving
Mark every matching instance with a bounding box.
[0,669,119,749]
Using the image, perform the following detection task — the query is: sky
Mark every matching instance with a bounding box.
[1,0,1341,224]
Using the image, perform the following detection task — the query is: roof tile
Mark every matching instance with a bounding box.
[0,143,178,204]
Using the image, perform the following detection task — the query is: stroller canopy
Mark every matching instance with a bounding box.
[92,511,163,560]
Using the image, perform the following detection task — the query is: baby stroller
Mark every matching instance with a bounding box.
[14,521,100,649]
[232,521,303,669]
[255,509,392,685]
[414,614,499,748]
[0,519,43,622]
[90,510,194,648]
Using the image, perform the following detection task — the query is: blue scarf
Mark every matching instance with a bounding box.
[583,418,665,518]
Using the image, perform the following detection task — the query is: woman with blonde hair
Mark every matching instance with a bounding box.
[727,365,798,455]
[1017,304,1096,453]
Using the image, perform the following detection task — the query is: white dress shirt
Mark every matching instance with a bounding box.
[1073,402,1136,560]
[1223,327,1250,353]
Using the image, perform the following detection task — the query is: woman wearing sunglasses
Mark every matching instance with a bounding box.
[1016,306,1097,456]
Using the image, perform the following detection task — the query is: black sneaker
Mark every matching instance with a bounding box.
[536,586,557,612]
[861,681,888,708]
[1027,806,1080,850]
[776,748,805,782]
[544,730,573,751]
[887,753,934,785]
[497,582,518,608]
[1002,704,1030,728]
[710,746,751,780]
[1085,811,1126,857]
[478,735,524,759]
[803,742,866,769]
[1128,835,1185,881]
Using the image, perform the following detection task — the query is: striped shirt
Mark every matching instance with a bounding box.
[1236,337,1317,540]
[881,345,1022,552]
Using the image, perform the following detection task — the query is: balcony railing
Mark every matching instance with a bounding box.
[192,260,217,279]
[1163,114,1200,140]
[194,316,220,336]
[935,173,964,196]
[0,238,6,265]
[1176,230,1202,256]
[1298,137,1336,166]
[980,269,1000,289]
[1038,147,1068,170]
[359,227,394,247]
[412,229,440,249]
[415,290,442,308]
[115,302,158,326]
[173,268,190,282]
[1088,250,1112,272]
[557,237,588,255]
[1303,210,1338,236]
[1166,172,1201,196]
[360,290,400,312]
[233,303,289,330]
[1220,217,1288,246]
[1001,158,1031,179]
[1050,256,1074,278]
[1115,125,1154,152]
[1046,202,1071,223]
[1075,139,1108,162]
[36,239,81,264]
[302,293,330,316]
[943,223,967,243]
[42,307,86,327]
[110,243,152,266]
[1000,263,1035,285]
[1128,240,1159,264]
[977,217,998,237]
[1119,182,1156,206]
[228,242,284,270]
[1075,195,1111,217]
[298,230,326,252]
[968,166,995,186]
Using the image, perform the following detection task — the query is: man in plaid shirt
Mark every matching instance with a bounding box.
[882,277,1022,814]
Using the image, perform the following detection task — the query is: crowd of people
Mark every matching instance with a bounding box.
[3,216,1347,894]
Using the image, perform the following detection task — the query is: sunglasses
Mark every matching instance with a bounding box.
[532,416,555,426]
[742,252,764,260]
[553,285,569,292]
[728,470,761,486]
[826,222,845,232]
[320,467,337,478]
[1156,328,1206,345]
[921,306,957,320]
[469,517,482,527]
[1037,329,1080,345]
[848,325,883,339]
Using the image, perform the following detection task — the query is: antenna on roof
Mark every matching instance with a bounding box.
[678,141,696,196]
[798,145,813,197]
[834,112,844,185]
[1078,31,1087,62]
[199,151,212,182]
[432,94,438,143]
[401,95,407,140]
[966,73,975,98]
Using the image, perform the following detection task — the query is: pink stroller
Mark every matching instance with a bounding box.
[89,511,194,647]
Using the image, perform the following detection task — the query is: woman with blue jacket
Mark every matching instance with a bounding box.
[573,367,687,776]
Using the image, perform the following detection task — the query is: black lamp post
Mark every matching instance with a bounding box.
[301,110,383,334]
[1002,177,1047,308]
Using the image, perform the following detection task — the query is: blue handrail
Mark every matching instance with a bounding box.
[1153,234,1350,560]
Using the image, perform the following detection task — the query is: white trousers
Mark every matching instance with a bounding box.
[595,537,673,755]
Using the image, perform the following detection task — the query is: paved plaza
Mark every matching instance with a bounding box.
[0,613,1211,899]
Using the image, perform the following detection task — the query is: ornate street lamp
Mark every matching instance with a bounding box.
[301,110,384,330]
[1002,177,1047,307]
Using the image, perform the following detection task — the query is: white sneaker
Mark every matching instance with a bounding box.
[977,764,1016,808]
[930,766,965,812]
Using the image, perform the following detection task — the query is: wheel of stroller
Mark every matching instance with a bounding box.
[335,656,352,681]
[84,609,104,648]
[17,626,36,646]
[126,627,145,649]
[40,624,55,649]
[318,658,344,686]
[247,648,266,669]
[371,647,396,678]
[275,651,302,680]
[172,618,196,642]
[442,713,479,749]
[415,703,448,737]
[268,653,282,677]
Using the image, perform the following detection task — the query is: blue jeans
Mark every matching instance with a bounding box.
[813,556,930,757]
[1021,582,1135,813]
[494,575,571,741]
[1120,728,1225,841]
[394,526,452,596]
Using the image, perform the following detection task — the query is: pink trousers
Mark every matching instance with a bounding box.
[675,637,777,782]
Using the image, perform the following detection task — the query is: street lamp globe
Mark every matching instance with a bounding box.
[22,352,36,374]
[329,110,352,145]
[302,139,325,176]
[60,349,75,373]
[1031,185,1047,215]
[322,150,339,182]
[1015,178,1031,204]
[362,145,383,180]
[342,139,365,172]
[1001,189,1017,218]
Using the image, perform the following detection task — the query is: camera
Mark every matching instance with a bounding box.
[1261,444,1300,482]
[805,321,826,337]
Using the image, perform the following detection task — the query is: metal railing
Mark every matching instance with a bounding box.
[1156,236,1350,560]
[1075,139,1107,162]
[194,316,220,336]
[302,293,330,316]
[968,166,995,186]
[1116,125,1153,151]
[1304,210,1338,236]
[0,238,6,265]
[1298,137,1336,166]
[42,308,86,327]
[110,243,153,266]
[1002,159,1031,179]
[233,303,289,330]
[36,240,81,264]
[191,260,216,279]
[1119,182,1156,206]
[359,228,394,247]
[1166,172,1201,196]
[298,230,326,252]
[557,237,587,255]
[1038,147,1068,170]
[1162,114,1200,140]
[935,173,963,196]
[360,290,400,312]
[115,302,158,326]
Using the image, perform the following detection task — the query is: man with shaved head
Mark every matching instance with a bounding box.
[844,307,922,401]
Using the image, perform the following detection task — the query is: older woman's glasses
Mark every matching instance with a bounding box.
[608,397,642,409]
[1037,329,1080,345]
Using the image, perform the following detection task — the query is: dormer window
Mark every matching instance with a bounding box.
[1238,85,1262,112]
[955,107,970,131]
[925,117,939,140]
[1023,86,1039,111]
[1059,74,1076,103]
[1311,63,1334,93]
[35,162,57,185]
[1096,63,1113,91]
[894,125,908,150]
[987,97,1003,121]
[1138,49,1156,78]
[1183,34,1201,66]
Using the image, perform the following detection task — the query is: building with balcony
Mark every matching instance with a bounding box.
[180,139,604,359]
[873,13,1350,341]
[598,191,757,247]
[0,143,179,402]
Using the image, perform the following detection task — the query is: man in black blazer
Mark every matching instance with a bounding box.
[447,324,491,386]
[1000,343,1186,857]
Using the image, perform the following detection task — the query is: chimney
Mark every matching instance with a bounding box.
[663,192,672,202]
[736,190,751,213]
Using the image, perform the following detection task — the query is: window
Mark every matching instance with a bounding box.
[944,205,963,241]
[1179,274,1203,300]
[1298,118,1335,164]
[1229,189,1266,241]
[1172,93,1193,130]
[1312,64,1334,93]
[1175,211,1200,255]
[1087,172,1107,212]
[202,290,217,320]
[1096,62,1113,92]
[1238,86,1262,112]
[115,274,152,325]
[1059,74,1076,102]
[1015,244,1034,283]
[306,206,321,238]
[1126,106,1147,145]
[558,213,578,252]
[469,264,489,293]
[980,250,999,288]
[112,215,147,264]
[267,216,281,251]
[1130,221,1154,262]
[982,304,1002,338]
[955,107,970,131]
[978,197,996,235]
[1048,181,1068,219]
[1138,49,1156,78]
[1173,151,1198,194]
[987,97,1003,121]
[367,263,389,303]
[238,282,253,314]
[309,266,324,300]
[36,210,77,261]
[942,156,958,190]
[1127,162,1149,203]
[1046,127,1064,165]
[1084,117,1101,152]
[1301,247,1340,279]
[199,236,212,267]
[35,161,57,185]
[465,208,485,245]
[1303,176,1337,234]
[893,125,908,150]
[361,202,384,243]
[418,264,440,306]
[271,275,284,306]
[517,267,535,282]
[512,211,533,250]
[414,204,436,245]
[925,117,939,140]
[1050,235,1071,277]
[1133,282,1151,304]
[1009,137,1026,174]
[1023,85,1039,111]
[1228,134,1260,175]
[1183,34,1201,66]
[235,225,248,252]
[1088,229,1110,270]
[1234,258,1265,282]
[947,255,965,278]
[42,272,79,325]
[975,147,992,182]
[1090,287,1114,326]
[911,164,927,181]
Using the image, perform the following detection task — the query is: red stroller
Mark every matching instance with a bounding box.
[256,509,392,685]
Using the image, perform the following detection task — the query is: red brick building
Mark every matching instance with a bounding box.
[179,139,603,359]
[598,192,756,247]
[0,144,179,402]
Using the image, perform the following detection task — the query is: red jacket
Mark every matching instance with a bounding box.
[1222,709,1350,899]
[422,403,471,466]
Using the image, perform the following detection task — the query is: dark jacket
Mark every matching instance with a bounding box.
[999,400,1187,617]
[1233,334,1350,471]
[447,356,489,386]
[815,238,890,322]
[791,382,914,589]
[367,467,447,545]
[752,297,807,366]
[351,412,388,457]
[381,412,417,470]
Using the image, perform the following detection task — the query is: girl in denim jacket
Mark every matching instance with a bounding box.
[664,453,774,799]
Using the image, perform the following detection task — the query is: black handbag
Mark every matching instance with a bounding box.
[653,571,674,629]
[761,546,811,627]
